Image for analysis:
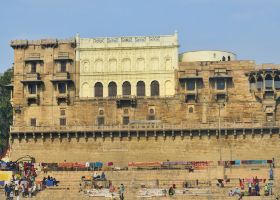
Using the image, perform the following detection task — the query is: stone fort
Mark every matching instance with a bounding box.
[8,32,280,166]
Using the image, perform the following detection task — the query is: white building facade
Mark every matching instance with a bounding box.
[76,33,179,98]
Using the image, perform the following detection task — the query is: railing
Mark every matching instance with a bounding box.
[53,72,70,80]
[10,121,280,133]
[24,73,40,81]
[79,34,178,48]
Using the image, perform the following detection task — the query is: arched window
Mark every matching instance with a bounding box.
[257,76,263,90]
[228,56,231,61]
[122,81,131,96]
[151,80,160,96]
[108,82,117,97]
[94,82,103,97]
[275,76,280,90]
[265,74,273,90]
[249,76,256,91]
[136,81,145,96]
[222,56,226,61]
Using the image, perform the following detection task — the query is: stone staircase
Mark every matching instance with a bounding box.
[27,167,279,199]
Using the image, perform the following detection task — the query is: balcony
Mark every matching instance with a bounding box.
[213,91,228,102]
[26,94,40,105]
[54,72,69,80]
[54,52,73,61]
[116,95,137,108]
[51,72,73,83]
[24,53,43,61]
[24,73,40,81]
[56,93,70,105]
[178,69,202,81]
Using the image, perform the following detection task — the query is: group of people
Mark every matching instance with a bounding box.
[3,161,39,200]
[4,174,38,199]
[240,177,261,196]
[228,177,269,197]
[42,176,59,187]
[93,171,106,181]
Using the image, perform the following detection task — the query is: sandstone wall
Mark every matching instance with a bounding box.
[10,134,280,164]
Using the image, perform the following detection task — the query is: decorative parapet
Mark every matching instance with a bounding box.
[10,38,76,49]
[78,33,178,49]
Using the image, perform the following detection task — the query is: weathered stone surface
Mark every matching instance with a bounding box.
[9,35,280,164]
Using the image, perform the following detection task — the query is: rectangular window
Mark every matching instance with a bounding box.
[264,91,274,99]
[28,84,36,94]
[60,118,66,126]
[60,61,67,72]
[123,116,129,125]
[58,83,66,94]
[30,118,36,126]
[97,117,105,126]
[186,80,195,91]
[265,79,273,90]
[30,62,36,73]
[28,98,37,105]
[216,79,225,90]
[58,98,67,105]
[185,94,196,103]
[266,113,273,122]
[217,94,226,102]
[257,80,263,90]
[60,109,65,116]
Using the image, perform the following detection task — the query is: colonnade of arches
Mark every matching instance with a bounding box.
[249,74,280,91]
[86,80,161,97]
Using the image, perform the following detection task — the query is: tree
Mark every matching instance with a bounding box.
[0,68,13,150]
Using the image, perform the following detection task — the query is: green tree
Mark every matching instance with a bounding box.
[0,68,13,150]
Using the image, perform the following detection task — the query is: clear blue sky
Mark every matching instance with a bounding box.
[0,0,280,72]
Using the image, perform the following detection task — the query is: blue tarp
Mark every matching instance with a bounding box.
[95,162,103,168]
[46,180,54,186]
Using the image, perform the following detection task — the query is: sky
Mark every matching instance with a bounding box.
[0,0,280,72]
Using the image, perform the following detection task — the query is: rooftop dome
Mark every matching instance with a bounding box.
[180,50,237,62]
